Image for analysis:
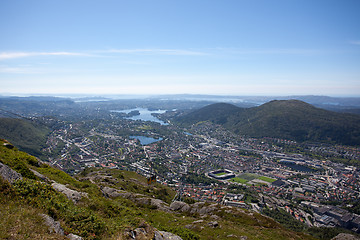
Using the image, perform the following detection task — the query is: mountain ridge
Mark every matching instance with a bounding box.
[175,100,360,146]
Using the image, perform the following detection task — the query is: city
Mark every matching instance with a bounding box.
[40,107,360,234]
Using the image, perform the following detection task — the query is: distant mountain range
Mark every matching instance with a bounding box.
[175,100,360,146]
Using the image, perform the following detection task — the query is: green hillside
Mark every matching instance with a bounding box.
[0,139,317,240]
[176,100,360,146]
[0,118,50,157]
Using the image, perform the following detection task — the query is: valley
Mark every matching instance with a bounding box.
[1,95,360,239]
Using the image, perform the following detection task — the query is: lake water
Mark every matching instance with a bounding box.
[111,108,168,125]
[130,136,163,145]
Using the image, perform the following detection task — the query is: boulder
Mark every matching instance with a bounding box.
[126,221,155,240]
[150,198,171,212]
[170,201,190,212]
[51,182,88,203]
[0,162,22,183]
[154,231,183,240]
[134,197,150,206]
[101,186,123,198]
[192,220,204,224]
[39,213,64,235]
[67,233,83,240]
[30,169,50,182]
[208,221,219,228]
[331,233,360,240]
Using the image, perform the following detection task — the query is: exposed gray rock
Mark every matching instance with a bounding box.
[134,197,151,206]
[331,233,360,240]
[192,220,204,224]
[30,169,50,182]
[67,233,83,240]
[198,206,216,215]
[180,203,191,212]
[170,201,190,212]
[226,234,237,238]
[0,162,22,183]
[154,231,183,240]
[115,191,134,199]
[101,186,123,198]
[51,182,88,203]
[126,220,155,239]
[39,213,64,235]
[150,198,171,212]
[191,202,205,208]
[170,201,186,211]
[208,221,219,228]
[210,214,220,220]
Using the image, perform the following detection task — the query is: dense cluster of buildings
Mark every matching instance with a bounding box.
[42,112,360,234]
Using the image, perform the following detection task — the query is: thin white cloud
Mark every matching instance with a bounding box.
[0,51,91,60]
[212,48,322,55]
[350,41,360,45]
[0,49,207,61]
[104,48,208,56]
[0,65,42,74]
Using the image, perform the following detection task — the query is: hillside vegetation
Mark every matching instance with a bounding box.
[0,139,317,240]
[0,117,49,157]
[176,100,360,146]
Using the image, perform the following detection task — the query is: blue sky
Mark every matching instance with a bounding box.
[0,0,359,96]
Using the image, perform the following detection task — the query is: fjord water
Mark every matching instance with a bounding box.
[129,136,163,145]
[111,108,168,125]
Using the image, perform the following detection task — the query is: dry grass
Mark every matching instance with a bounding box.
[0,199,67,240]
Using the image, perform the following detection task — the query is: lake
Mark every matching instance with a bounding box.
[111,108,168,125]
[130,136,163,145]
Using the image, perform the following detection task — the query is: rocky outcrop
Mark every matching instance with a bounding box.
[40,213,64,235]
[125,220,183,240]
[150,198,171,212]
[51,182,88,203]
[0,162,22,183]
[208,221,219,228]
[40,214,83,240]
[170,201,190,212]
[103,188,172,212]
[67,233,83,240]
[101,186,123,198]
[154,231,183,240]
[331,233,360,240]
[30,169,50,182]
[66,233,83,240]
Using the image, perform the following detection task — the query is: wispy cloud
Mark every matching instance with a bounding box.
[0,47,320,61]
[104,48,207,56]
[0,48,208,61]
[0,65,43,74]
[0,51,91,60]
[350,41,360,45]
[212,48,323,55]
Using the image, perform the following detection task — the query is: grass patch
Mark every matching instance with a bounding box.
[230,177,248,184]
[215,172,227,176]
[237,173,259,181]
[258,176,277,183]
[0,199,67,240]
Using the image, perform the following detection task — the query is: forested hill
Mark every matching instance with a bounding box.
[175,100,360,146]
[0,118,49,157]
